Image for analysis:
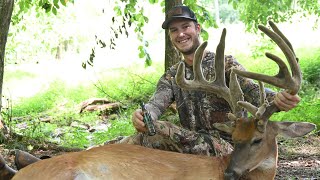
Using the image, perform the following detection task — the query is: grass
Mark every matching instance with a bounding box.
[2,47,319,149]
[1,62,163,149]
[3,70,37,82]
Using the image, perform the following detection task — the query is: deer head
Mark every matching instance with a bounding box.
[176,21,316,179]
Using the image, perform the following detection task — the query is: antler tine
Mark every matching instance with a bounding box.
[176,28,232,107]
[215,29,227,87]
[233,21,302,95]
[268,21,298,62]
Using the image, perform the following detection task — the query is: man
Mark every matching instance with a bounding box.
[118,5,300,156]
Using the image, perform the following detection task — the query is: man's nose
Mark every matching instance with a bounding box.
[178,30,185,37]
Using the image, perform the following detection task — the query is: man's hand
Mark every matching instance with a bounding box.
[274,91,301,111]
[132,109,147,132]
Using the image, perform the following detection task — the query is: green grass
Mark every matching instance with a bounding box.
[2,62,163,148]
[3,70,37,82]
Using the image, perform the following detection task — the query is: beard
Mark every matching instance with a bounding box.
[176,38,201,56]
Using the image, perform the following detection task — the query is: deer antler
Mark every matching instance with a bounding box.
[232,21,301,131]
[176,29,244,117]
[233,21,301,95]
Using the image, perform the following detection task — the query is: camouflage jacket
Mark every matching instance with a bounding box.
[146,51,275,132]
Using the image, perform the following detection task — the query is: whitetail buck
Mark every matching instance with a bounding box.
[5,21,316,180]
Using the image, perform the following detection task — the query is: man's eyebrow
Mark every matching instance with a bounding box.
[181,22,191,26]
[169,22,191,29]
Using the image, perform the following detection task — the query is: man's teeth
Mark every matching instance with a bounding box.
[179,39,189,43]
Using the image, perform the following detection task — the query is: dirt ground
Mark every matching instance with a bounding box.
[0,133,319,179]
[276,134,320,179]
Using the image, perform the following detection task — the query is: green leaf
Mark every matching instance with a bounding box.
[54,0,59,6]
[138,45,145,58]
[145,53,152,66]
[19,1,25,10]
[139,51,145,58]
[113,6,122,16]
[201,29,209,41]
[52,7,57,15]
[144,16,149,23]
[82,62,86,69]
[148,0,158,3]
[60,0,67,6]
[54,3,60,9]
[45,7,51,13]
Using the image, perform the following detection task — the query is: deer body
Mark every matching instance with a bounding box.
[3,21,316,180]
[12,120,314,180]
[12,144,228,180]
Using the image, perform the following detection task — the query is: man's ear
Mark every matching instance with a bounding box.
[195,23,201,33]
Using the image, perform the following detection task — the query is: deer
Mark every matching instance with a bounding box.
[2,21,315,180]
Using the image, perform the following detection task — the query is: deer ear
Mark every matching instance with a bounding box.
[213,122,234,134]
[273,121,316,138]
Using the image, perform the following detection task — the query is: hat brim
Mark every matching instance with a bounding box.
[162,16,197,29]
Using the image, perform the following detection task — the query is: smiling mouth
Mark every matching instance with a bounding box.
[178,38,190,44]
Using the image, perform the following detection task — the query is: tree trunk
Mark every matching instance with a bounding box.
[0,0,15,112]
[164,0,183,71]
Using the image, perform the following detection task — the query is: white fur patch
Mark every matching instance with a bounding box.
[250,156,276,171]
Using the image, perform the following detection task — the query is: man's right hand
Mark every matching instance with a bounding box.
[132,109,147,132]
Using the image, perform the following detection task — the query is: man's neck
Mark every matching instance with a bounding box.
[183,53,194,66]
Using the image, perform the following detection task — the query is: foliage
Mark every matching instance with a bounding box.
[250,36,276,59]
[272,98,320,130]
[6,0,77,64]
[219,3,239,24]
[83,1,156,69]
[3,70,36,81]
[299,49,320,87]
[228,0,320,32]
[184,0,218,40]
[13,0,73,23]
[11,81,66,117]
[95,68,161,103]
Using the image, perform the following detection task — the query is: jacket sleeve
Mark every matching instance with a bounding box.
[145,69,175,121]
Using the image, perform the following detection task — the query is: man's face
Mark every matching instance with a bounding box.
[168,19,201,56]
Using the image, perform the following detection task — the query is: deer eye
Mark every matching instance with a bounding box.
[251,138,262,146]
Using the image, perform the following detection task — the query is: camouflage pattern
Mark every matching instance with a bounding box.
[115,121,233,156]
[109,51,275,157]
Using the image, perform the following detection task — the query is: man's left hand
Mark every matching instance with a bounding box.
[274,91,301,111]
